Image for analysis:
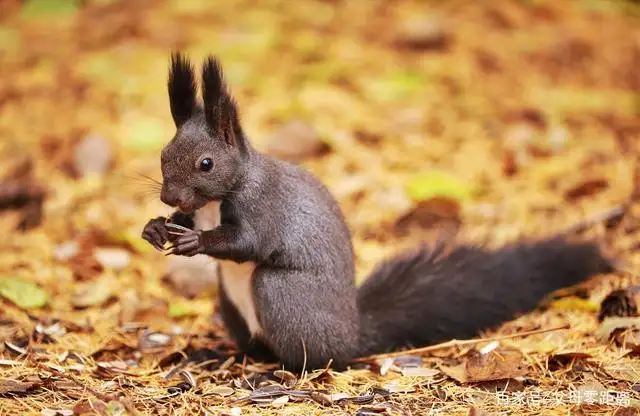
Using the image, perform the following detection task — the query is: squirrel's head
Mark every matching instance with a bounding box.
[159,52,249,214]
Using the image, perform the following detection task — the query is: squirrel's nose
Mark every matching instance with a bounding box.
[160,186,183,208]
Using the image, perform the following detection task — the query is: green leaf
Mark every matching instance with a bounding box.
[168,299,211,318]
[168,301,198,318]
[21,0,79,18]
[0,278,47,309]
[366,69,429,102]
[405,172,471,202]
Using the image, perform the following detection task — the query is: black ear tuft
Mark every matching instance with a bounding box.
[201,55,241,147]
[168,52,197,128]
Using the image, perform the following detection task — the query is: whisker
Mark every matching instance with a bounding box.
[135,172,163,185]
[168,230,187,236]
[123,171,163,186]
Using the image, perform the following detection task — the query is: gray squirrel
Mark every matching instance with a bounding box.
[142,53,613,372]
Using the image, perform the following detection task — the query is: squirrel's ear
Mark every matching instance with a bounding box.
[168,52,197,128]
[201,55,241,147]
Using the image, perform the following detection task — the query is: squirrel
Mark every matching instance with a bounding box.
[142,52,614,372]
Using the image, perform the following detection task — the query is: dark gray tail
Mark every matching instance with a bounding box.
[356,237,614,356]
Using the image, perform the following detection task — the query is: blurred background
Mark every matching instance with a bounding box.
[0,0,639,414]
[0,0,639,348]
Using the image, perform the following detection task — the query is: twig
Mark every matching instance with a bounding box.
[352,324,570,362]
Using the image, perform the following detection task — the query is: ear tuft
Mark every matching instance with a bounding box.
[201,55,241,147]
[168,52,197,128]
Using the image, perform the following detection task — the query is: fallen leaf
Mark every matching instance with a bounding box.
[405,171,472,203]
[549,297,600,312]
[168,300,201,318]
[393,197,461,237]
[73,398,108,415]
[309,391,332,406]
[95,360,130,378]
[306,368,334,384]
[564,178,609,201]
[265,120,329,162]
[0,378,39,394]
[93,248,131,270]
[468,407,497,416]
[208,386,235,397]
[0,278,47,309]
[72,277,114,308]
[273,369,297,388]
[440,348,528,383]
[108,230,154,254]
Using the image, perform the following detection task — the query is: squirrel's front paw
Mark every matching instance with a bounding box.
[142,216,169,250]
[166,230,204,257]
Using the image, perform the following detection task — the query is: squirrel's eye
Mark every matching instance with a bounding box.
[199,158,213,172]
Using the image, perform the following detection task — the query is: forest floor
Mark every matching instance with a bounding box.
[1,0,640,415]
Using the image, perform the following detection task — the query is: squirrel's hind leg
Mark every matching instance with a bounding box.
[252,266,359,372]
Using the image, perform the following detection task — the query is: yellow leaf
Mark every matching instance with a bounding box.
[405,171,471,202]
[549,297,599,312]
[108,230,154,254]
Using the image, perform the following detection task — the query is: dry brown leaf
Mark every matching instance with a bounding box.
[439,348,528,383]
[468,407,497,416]
[73,398,109,415]
[564,177,609,201]
[208,386,235,397]
[0,378,39,394]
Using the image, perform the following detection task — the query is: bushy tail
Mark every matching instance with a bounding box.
[356,237,614,356]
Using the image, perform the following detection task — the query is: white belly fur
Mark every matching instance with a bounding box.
[193,201,261,336]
